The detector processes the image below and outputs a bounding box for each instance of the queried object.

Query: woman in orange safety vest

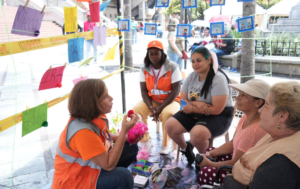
[132,40,182,155]
[52,79,139,189]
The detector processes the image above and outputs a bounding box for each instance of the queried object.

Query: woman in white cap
[196,79,270,187]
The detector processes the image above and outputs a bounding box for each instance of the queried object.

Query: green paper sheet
[22,103,48,137]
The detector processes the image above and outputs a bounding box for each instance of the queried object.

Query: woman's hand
[178,51,183,58]
[192,101,211,115]
[121,114,139,132]
[150,106,163,122]
[205,151,212,158]
[197,154,212,168]
[181,100,194,114]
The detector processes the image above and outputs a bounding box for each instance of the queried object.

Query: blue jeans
[213,49,229,65]
[85,39,97,61]
[167,52,183,69]
[132,29,137,44]
[96,143,138,189]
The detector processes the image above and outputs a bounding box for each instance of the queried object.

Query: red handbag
[179,39,189,60]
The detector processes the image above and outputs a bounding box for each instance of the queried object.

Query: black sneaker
[180,141,195,165]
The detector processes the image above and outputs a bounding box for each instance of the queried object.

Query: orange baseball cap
[147,40,164,50]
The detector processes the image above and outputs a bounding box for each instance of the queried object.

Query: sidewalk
[0,35,299,189]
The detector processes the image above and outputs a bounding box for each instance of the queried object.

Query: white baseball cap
[228,79,271,100]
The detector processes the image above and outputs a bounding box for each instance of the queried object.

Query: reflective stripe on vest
[57,146,101,170]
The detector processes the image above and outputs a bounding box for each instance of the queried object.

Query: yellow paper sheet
[64,6,78,33]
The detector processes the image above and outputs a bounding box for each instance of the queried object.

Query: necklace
[243,113,259,129]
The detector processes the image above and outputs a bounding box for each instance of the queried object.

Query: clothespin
[64,62,67,68]
[24,0,30,9]
[80,75,83,78]
[26,106,30,112]
[44,99,47,104]
[41,5,46,14]
[48,65,52,73]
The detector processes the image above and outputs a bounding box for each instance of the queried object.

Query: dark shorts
[172,107,234,138]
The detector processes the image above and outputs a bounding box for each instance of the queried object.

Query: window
[115,14,117,18]
[105,14,107,17]
[110,14,112,18]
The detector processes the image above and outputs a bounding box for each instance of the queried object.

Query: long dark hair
[144,48,167,67]
[192,47,230,99]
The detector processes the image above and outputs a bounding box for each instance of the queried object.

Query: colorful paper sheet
[22,103,48,137]
[72,76,89,85]
[64,6,78,33]
[68,38,84,63]
[93,26,106,46]
[38,66,66,91]
[11,5,45,37]
[89,1,100,22]
[103,43,117,62]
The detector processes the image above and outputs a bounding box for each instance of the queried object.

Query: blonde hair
[270,81,300,130]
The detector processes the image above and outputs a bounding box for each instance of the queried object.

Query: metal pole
[117,0,126,113]
[220,6,222,15]
[184,9,187,69]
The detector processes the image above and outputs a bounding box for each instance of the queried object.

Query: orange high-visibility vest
[52,115,111,189]
[142,59,180,104]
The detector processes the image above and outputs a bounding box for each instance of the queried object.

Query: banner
[0,28,118,57]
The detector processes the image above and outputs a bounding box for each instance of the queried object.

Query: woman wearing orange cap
[132,40,182,154]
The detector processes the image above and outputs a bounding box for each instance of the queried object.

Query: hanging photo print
[210,0,225,6]
[237,0,254,2]
[118,19,130,32]
[236,16,254,32]
[145,23,157,35]
[176,24,192,37]
[182,0,197,9]
[210,22,224,36]
[156,0,169,7]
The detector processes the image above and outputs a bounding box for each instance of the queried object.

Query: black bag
[212,165,233,189]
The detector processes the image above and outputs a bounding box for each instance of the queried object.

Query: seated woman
[197,79,270,186]
[223,81,300,189]
[165,47,233,165]
[52,79,139,189]
[132,40,182,154]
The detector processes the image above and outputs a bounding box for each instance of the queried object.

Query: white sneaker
[159,146,170,155]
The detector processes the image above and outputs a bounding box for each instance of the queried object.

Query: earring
[277,126,281,129]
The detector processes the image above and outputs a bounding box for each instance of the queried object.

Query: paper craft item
[89,1,100,22]
[145,23,157,36]
[11,5,45,37]
[78,57,94,68]
[238,0,254,2]
[76,0,92,1]
[68,38,84,63]
[210,0,226,6]
[103,43,118,62]
[237,16,254,33]
[22,103,48,137]
[64,6,78,33]
[72,76,88,85]
[38,66,66,91]
[210,22,225,36]
[176,24,192,37]
[156,0,169,7]
[93,26,106,46]
[118,19,130,32]
[182,0,197,9]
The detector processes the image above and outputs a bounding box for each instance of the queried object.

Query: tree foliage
[162,0,210,20]
[257,0,281,9]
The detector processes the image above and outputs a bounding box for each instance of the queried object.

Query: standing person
[84,13,97,64]
[213,28,234,68]
[172,13,180,25]
[52,79,140,189]
[139,22,144,36]
[132,40,182,154]
[167,18,183,69]
[131,17,138,44]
